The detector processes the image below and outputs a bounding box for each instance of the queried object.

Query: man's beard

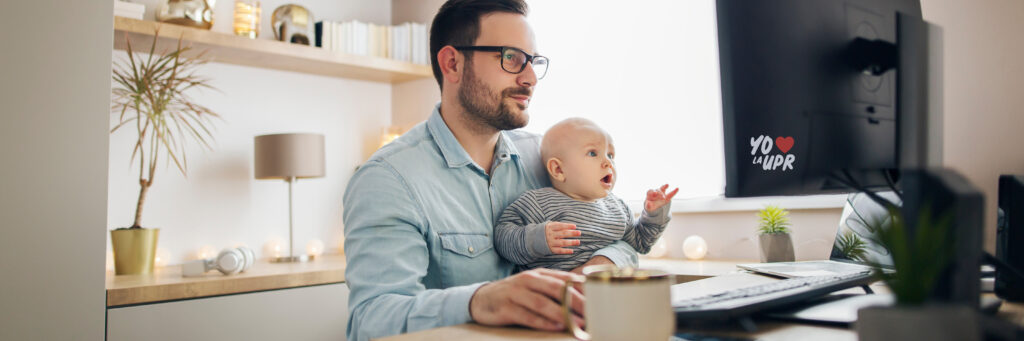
[457,60,530,132]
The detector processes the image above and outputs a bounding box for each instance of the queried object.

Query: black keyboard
[674,271,876,321]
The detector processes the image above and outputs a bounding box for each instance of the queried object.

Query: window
[525,0,724,201]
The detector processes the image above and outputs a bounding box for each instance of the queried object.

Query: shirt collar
[427,103,521,169]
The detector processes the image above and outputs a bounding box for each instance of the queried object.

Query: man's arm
[344,162,483,341]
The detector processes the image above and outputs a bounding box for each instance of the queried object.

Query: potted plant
[109,31,219,275]
[855,206,978,341]
[834,230,869,263]
[757,205,794,262]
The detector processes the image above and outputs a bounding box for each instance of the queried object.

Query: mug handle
[561,278,590,341]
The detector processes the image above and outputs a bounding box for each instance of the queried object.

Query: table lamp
[254,133,325,262]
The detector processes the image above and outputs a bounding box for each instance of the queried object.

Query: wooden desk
[106,254,346,307]
[378,259,878,341]
[105,255,349,340]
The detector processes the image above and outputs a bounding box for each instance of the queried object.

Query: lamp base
[270,255,310,263]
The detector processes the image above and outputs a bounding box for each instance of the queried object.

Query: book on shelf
[314,19,429,65]
[114,0,144,20]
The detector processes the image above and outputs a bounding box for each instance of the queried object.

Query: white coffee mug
[561,266,675,341]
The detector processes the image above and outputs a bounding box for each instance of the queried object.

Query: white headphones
[182,246,256,277]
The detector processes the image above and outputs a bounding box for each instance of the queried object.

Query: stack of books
[315,20,430,65]
[114,0,144,20]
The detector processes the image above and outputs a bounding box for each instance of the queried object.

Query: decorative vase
[271,4,312,45]
[233,0,261,39]
[856,305,979,341]
[111,228,160,275]
[157,0,215,30]
[758,233,794,262]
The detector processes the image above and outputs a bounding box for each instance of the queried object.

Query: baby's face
[554,126,616,201]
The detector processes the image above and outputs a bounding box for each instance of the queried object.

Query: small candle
[154,248,171,268]
[306,239,325,258]
[647,238,669,258]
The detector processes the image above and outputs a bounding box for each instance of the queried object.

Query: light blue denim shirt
[343,105,638,341]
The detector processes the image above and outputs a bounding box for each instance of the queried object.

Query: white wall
[0,1,111,339]
[105,0,1024,267]
[921,0,1024,252]
[657,208,843,261]
[108,0,395,265]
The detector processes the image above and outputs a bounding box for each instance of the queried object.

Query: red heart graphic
[776,136,794,153]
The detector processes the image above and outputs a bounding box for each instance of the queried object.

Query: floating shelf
[113,17,433,83]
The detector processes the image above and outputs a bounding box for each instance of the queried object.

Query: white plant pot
[758,233,794,262]
[856,305,979,341]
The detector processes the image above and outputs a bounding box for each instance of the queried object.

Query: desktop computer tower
[995,175,1024,301]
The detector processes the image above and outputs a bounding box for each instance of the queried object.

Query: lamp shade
[254,133,325,179]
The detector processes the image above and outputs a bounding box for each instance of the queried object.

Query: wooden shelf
[113,17,432,83]
[105,254,346,307]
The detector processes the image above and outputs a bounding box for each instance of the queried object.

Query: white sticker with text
[750,135,795,171]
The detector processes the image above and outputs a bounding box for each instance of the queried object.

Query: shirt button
[468,246,475,253]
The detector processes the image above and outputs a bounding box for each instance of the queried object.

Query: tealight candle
[647,238,669,258]
[306,239,325,258]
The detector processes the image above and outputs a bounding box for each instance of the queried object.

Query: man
[342,1,638,340]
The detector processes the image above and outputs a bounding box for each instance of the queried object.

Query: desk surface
[105,254,346,307]
[378,261,863,341]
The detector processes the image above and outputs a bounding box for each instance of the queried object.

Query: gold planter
[111,228,160,275]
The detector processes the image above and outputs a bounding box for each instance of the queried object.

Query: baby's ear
[546,157,565,182]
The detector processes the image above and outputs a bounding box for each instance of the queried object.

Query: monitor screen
[830,192,899,268]
[716,0,922,197]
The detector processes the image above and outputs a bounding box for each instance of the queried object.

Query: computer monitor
[716,0,983,309]
[717,0,921,197]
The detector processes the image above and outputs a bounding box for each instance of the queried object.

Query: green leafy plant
[835,230,869,263]
[111,30,220,229]
[757,205,792,234]
[873,205,953,305]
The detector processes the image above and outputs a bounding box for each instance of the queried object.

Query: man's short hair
[429,0,529,90]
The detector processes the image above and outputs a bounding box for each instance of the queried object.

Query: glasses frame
[452,45,549,79]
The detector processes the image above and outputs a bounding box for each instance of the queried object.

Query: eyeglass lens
[501,48,548,79]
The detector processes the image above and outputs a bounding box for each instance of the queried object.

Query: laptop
[738,192,899,278]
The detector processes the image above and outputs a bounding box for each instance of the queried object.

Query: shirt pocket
[438,232,493,258]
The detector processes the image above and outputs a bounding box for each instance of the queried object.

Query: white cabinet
[107,283,348,341]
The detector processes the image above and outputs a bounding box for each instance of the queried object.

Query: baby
[494,117,678,271]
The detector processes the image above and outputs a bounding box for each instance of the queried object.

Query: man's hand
[645,184,679,212]
[545,222,581,255]
[570,255,615,275]
[470,268,585,331]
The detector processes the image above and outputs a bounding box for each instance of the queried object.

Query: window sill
[627,194,848,214]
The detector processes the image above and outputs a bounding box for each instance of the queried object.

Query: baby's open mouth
[601,174,613,185]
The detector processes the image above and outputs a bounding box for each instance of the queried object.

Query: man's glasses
[452,46,549,79]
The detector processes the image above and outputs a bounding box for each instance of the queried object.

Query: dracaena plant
[111,30,220,229]
[758,205,792,234]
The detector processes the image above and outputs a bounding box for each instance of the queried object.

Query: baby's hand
[645,184,679,212]
[545,222,582,255]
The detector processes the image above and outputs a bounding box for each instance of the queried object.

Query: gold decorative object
[111,228,160,275]
[233,0,261,39]
[157,0,215,30]
[271,4,313,45]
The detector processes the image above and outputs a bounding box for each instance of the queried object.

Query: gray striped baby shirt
[494,187,670,271]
